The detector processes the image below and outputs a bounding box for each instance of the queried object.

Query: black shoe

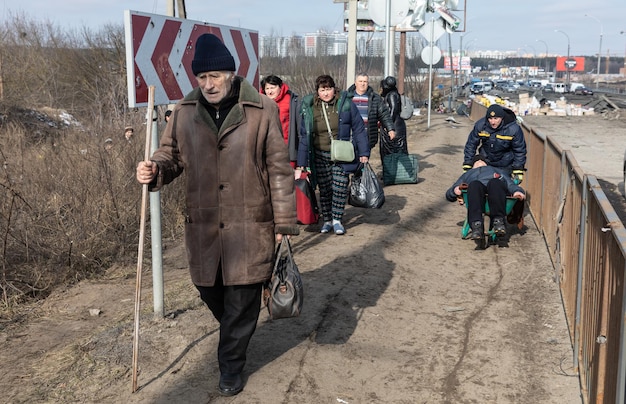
[218,373,244,396]
[492,217,506,236]
[470,221,484,240]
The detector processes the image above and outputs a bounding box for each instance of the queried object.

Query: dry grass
[0,105,187,320]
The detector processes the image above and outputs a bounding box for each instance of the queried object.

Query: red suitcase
[295,172,319,225]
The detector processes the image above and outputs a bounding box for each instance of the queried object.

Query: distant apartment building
[303,32,348,57]
[259,31,425,58]
[259,35,304,58]
[470,49,518,60]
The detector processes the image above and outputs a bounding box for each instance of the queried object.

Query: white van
[470,81,492,94]
[554,83,568,93]
[568,82,584,93]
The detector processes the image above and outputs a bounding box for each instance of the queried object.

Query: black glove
[512,168,525,183]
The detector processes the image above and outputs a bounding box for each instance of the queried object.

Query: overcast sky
[2,1,625,57]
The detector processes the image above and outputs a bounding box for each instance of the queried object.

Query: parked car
[569,83,585,93]
[500,84,518,93]
[574,87,594,95]
[543,83,554,93]
[507,80,520,90]
[470,81,492,95]
[494,80,508,90]
[470,83,484,94]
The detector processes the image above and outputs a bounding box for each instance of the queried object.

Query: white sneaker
[320,222,333,233]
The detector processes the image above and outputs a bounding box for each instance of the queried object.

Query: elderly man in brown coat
[136,33,298,396]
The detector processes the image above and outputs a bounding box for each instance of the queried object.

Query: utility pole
[447,32,454,113]
[585,14,602,89]
[176,0,187,19]
[536,39,549,79]
[555,30,570,87]
[168,0,187,18]
[398,31,406,95]
[346,0,357,87]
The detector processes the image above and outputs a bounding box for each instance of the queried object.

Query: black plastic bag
[349,162,385,209]
[263,238,303,320]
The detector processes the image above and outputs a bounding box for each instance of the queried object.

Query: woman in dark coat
[296,74,370,235]
[380,76,408,159]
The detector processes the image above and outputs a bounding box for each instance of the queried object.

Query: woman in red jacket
[261,75,301,168]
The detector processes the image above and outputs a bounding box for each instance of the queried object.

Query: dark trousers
[467,179,507,224]
[195,268,262,375]
[314,149,349,222]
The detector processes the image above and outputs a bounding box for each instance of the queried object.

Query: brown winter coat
[149,78,299,287]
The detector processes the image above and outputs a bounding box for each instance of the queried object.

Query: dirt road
[1,113,583,403]
[521,113,626,225]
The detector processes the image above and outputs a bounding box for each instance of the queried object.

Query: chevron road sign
[124,10,259,107]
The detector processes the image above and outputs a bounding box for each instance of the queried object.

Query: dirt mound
[0,103,82,143]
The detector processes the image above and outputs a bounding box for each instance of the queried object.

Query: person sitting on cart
[462,104,526,183]
[446,155,526,240]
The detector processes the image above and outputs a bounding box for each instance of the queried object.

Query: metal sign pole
[149,108,163,319]
[427,18,434,129]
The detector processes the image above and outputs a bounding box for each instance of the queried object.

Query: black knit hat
[191,34,236,76]
[486,104,505,119]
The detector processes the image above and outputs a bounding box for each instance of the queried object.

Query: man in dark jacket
[447,155,525,240]
[463,104,527,182]
[347,72,395,149]
[136,34,298,397]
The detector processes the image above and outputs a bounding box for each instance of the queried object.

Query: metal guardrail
[471,102,626,404]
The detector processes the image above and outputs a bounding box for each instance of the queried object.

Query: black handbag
[263,238,303,320]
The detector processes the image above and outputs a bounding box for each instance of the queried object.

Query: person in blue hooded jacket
[447,155,525,240]
[463,104,527,182]
[296,74,370,235]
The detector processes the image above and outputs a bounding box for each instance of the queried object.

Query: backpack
[400,94,414,120]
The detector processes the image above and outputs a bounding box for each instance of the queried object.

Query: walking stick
[132,85,156,393]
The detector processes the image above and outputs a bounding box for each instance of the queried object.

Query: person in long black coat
[380,76,408,160]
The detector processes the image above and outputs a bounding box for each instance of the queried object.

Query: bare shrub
[0,106,186,311]
[0,14,184,312]
[0,13,132,128]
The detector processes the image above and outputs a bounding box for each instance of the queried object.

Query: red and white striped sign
[124,10,259,107]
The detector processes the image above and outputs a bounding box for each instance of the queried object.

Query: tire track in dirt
[441,248,505,403]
